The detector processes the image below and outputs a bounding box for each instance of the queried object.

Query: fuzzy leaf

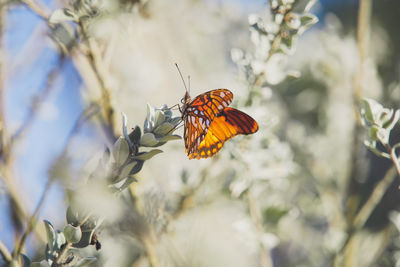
[129,160,144,175]
[118,176,138,191]
[54,231,66,251]
[153,122,175,136]
[72,230,94,248]
[133,150,163,160]
[64,224,82,243]
[49,8,78,24]
[112,137,130,165]
[21,253,31,267]
[75,257,97,267]
[159,134,181,143]
[129,126,142,144]
[140,133,159,147]
[154,109,166,128]
[114,161,138,183]
[43,220,56,251]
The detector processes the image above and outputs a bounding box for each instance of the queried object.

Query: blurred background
[1,0,400,266]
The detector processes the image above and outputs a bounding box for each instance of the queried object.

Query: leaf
[64,224,82,243]
[48,8,78,24]
[129,160,144,175]
[112,137,130,165]
[43,220,56,251]
[21,253,31,267]
[75,257,97,267]
[114,161,138,183]
[140,133,159,147]
[72,229,94,248]
[300,14,318,28]
[118,176,138,191]
[154,109,166,128]
[51,23,76,49]
[262,206,290,225]
[153,122,175,136]
[129,126,142,144]
[132,149,163,160]
[54,231,66,251]
[159,135,181,143]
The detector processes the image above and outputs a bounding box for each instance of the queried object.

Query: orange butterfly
[181,89,258,159]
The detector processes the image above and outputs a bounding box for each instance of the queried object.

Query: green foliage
[360,98,400,157]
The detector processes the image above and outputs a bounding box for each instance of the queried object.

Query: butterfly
[181,89,259,159]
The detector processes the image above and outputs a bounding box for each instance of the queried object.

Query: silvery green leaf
[72,230,95,248]
[81,218,97,231]
[21,253,31,267]
[112,137,129,165]
[66,206,81,226]
[115,161,138,183]
[369,125,379,142]
[158,135,181,143]
[169,117,182,126]
[118,176,138,191]
[360,98,383,125]
[300,14,318,28]
[75,257,97,267]
[154,122,175,136]
[51,23,75,50]
[45,245,54,264]
[64,224,82,243]
[43,220,56,251]
[383,109,400,130]
[49,8,78,24]
[364,140,390,159]
[154,110,166,128]
[140,133,159,147]
[129,126,141,144]
[144,104,155,132]
[162,105,173,118]
[377,128,390,145]
[133,149,163,160]
[54,231,66,251]
[129,160,144,175]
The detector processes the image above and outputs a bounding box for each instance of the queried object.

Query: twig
[338,0,372,265]
[77,19,115,132]
[20,0,50,19]
[0,240,12,263]
[332,165,397,267]
[390,144,400,178]
[13,178,53,259]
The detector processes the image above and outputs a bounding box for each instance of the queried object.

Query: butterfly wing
[188,107,258,159]
[183,89,233,156]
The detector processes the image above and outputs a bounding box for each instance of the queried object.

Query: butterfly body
[181,89,258,159]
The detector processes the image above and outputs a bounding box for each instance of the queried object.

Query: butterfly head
[181,91,191,116]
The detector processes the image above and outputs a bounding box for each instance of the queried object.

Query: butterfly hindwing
[187,107,258,159]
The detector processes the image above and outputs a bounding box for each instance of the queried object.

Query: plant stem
[13,179,53,259]
[389,144,400,178]
[0,240,12,263]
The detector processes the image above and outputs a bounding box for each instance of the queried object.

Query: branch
[13,178,53,259]
[0,240,12,263]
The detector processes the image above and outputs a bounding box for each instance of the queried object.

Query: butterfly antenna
[175,63,189,93]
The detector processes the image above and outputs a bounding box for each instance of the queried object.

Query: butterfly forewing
[183,89,233,156]
[188,107,258,159]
